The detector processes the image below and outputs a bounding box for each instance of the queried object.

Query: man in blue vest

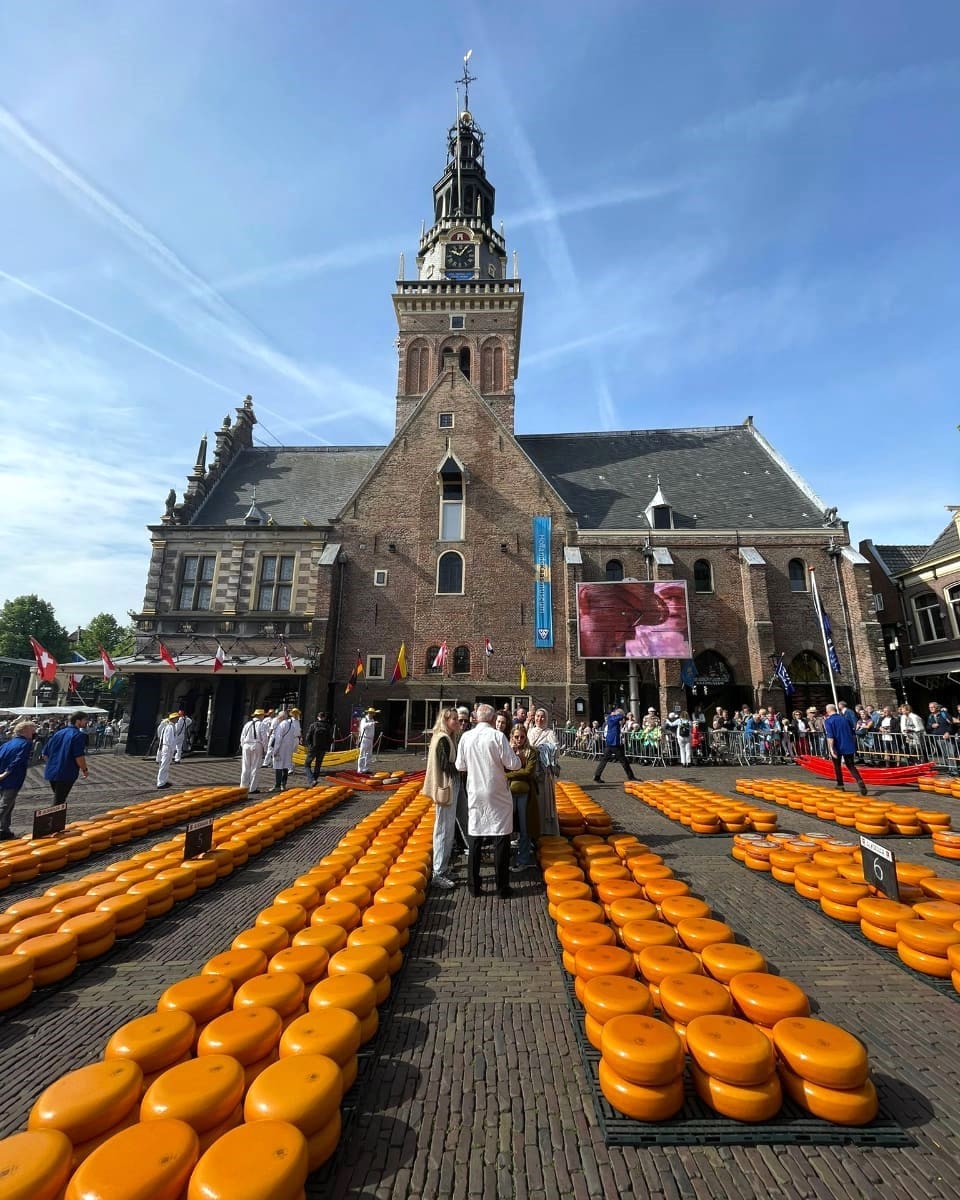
[593,705,637,784]
[824,703,868,796]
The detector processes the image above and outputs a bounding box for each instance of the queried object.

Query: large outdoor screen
[576,580,692,660]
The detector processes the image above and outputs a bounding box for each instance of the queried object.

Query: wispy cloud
[214,239,401,294]
[505,179,682,229]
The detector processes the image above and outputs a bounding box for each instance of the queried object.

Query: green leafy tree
[0,595,69,661]
[77,613,134,660]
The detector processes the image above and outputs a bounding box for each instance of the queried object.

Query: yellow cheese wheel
[157,974,233,1024]
[198,1006,282,1065]
[685,1015,776,1086]
[268,945,330,985]
[0,1128,73,1200]
[729,972,810,1025]
[620,920,679,954]
[309,972,376,1019]
[243,1053,342,1136]
[581,976,653,1024]
[29,1059,142,1144]
[896,940,953,978]
[0,976,34,1011]
[690,1060,782,1122]
[597,1058,684,1121]
[141,1054,245,1132]
[919,877,960,902]
[15,931,78,968]
[0,951,33,989]
[676,918,736,953]
[819,897,862,923]
[895,918,960,956]
[636,945,702,986]
[699,943,767,984]
[202,948,268,990]
[293,924,348,955]
[856,897,916,929]
[913,900,960,927]
[186,1119,309,1200]
[659,974,734,1023]
[105,1010,197,1074]
[64,1118,199,1200]
[327,944,390,983]
[772,1017,868,1089]
[280,1008,362,1065]
[347,924,402,958]
[554,899,605,927]
[860,919,900,949]
[231,924,289,956]
[557,921,617,954]
[599,1014,684,1086]
[659,896,712,926]
[778,1062,879,1125]
[573,945,635,984]
[257,903,307,934]
[361,900,412,930]
[234,972,305,1018]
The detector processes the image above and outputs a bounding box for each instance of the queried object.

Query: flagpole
[809,567,839,708]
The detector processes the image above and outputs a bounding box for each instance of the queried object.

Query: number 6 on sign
[859,835,900,902]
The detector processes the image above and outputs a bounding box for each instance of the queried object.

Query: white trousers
[156,746,174,786]
[677,736,692,766]
[358,740,374,773]
[240,746,263,790]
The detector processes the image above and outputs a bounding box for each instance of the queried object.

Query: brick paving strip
[2,752,960,1198]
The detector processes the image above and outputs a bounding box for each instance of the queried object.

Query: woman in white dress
[526,708,560,837]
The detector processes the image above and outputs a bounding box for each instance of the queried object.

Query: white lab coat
[173,715,193,762]
[155,720,177,786]
[455,723,521,837]
[240,717,265,789]
[357,715,377,773]
[268,716,301,771]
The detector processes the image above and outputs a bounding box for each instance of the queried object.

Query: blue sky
[1,1,958,632]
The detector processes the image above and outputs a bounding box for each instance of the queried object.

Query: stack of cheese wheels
[280,1006,363,1094]
[234,970,306,1031]
[309,971,379,1044]
[598,1014,685,1121]
[932,829,960,861]
[243,1053,343,1170]
[895,916,960,978]
[14,928,78,987]
[28,1059,144,1167]
[856,897,916,949]
[197,1006,284,1089]
[773,1017,877,1125]
[157,974,234,1044]
[699,942,767,984]
[186,1119,309,1200]
[0,1129,74,1200]
[635,945,702,1010]
[686,1014,781,1121]
[104,1010,197,1095]
[659,973,734,1050]
[573,944,636,1042]
[64,1119,200,1200]
[728,972,810,1040]
[140,1052,245,1154]
[0,949,33,1010]
[581,975,654,1051]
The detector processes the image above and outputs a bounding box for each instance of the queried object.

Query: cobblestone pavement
[2,749,959,1199]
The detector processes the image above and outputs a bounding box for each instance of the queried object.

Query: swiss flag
[158,641,178,670]
[213,643,226,673]
[99,646,118,681]
[29,636,58,683]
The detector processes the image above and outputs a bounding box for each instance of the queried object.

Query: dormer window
[438,454,466,541]
[652,506,672,529]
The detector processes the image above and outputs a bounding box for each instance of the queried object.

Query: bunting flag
[67,671,83,695]
[99,646,118,682]
[390,642,408,685]
[484,637,494,657]
[29,636,58,683]
[282,645,294,671]
[809,567,842,677]
[519,660,528,692]
[774,654,795,696]
[158,641,178,670]
[345,650,364,693]
[213,643,226,673]
[431,642,448,671]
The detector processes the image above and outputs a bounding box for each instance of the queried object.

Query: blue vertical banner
[532,516,554,648]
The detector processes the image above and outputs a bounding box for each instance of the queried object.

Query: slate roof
[189,447,385,526]
[516,425,827,530]
[911,518,960,571]
[872,544,930,575]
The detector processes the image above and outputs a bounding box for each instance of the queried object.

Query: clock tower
[394,58,524,432]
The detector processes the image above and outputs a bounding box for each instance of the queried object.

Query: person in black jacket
[304,712,332,783]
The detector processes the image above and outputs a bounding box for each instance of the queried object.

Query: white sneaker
[433,874,456,889]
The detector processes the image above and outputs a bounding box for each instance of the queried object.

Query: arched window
[788,650,827,683]
[788,559,808,592]
[437,551,464,595]
[605,559,624,581]
[480,340,505,392]
[404,339,429,394]
[438,456,465,541]
[693,650,733,685]
[453,645,471,675]
[425,645,441,673]
[458,347,471,379]
[693,559,713,594]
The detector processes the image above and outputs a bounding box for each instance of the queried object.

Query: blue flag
[774,655,795,696]
[820,610,842,676]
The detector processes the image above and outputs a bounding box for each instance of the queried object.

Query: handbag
[434,783,452,808]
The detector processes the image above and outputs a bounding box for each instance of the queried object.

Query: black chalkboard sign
[860,834,900,901]
[183,817,214,861]
[33,803,68,839]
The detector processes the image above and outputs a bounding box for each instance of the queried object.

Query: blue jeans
[512,790,532,863]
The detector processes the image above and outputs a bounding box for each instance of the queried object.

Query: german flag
[345,650,364,694]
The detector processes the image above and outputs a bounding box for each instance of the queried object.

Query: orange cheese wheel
[243,1053,342,1136]
[547,880,592,905]
[0,951,33,989]
[895,918,960,956]
[197,1006,282,1065]
[58,909,116,945]
[597,1058,684,1121]
[772,1017,868,1089]
[949,944,960,972]
[202,948,268,990]
[327,944,390,983]
[554,899,605,927]
[310,900,362,932]
[685,1014,776,1085]
[64,1118,199,1200]
[620,920,678,953]
[234,972,305,1018]
[573,945,635,983]
[699,943,767,984]
[690,1061,781,1122]
[659,974,734,1023]
[309,972,376,1019]
[860,919,900,949]
[636,945,702,986]
[15,931,78,968]
[105,1010,197,1074]
[0,976,34,1010]
[274,884,321,911]
[280,1008,362,1066]
[794,863,839,886]
[543,864,584,884]
[676,918,736,953]
[819,897,862,923]
[10,913,62,940]
[607,899,657,927]
[347,924,401,957]
[581,976,653,1024]
[856,897,916,929]
[557,921,617,954]
[0,1128,73,1200]
[157,973,233,1024]
[913,900,960,927]
[29,1059,142,1144]
[919,877,960,903]
[584,1011,606,1051]
[778,1062,879,1125]
[257,903,307,934]
[231,924,289,956]
[185,1119,309,1200]
[50,895,99,920]
[141,1055,245,1132]
[293,924,348,955]
[729,972,809,1026]
[361,900,411,931]
[599,1014,685,1086]
[97,892,148,920]
[896,940,953,978]
[818,878,869,905]
[268,945,331,985]
[659,896,712,926]
[896,862,935,885]
[643,879,691,904]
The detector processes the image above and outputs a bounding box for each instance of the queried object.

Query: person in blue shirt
[593,706,637,784]
[0,720,37,839]
[42,714,90,804]
[823,703,868,796]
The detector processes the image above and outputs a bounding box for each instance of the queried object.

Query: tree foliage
[0,595,69,661]
[77,613,134,660]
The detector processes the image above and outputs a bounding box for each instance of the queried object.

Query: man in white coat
[239,707,267,793]
[267,707,301,791]
[172,710,193,762]
[156,713,178,788]
[455,703,521,898]
[357,708,378,774]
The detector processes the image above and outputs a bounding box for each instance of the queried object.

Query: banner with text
[532,516,554,649]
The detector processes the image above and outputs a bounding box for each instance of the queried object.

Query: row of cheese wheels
[917,774,960,799]
[541,783,879,1125]
[557,786,614,838]
[0,786,248,890]
[735,778,952,837]
[0,784,352,1010]
[624,780,777,835]
[0,780,436,1200]
[732,831,960,994]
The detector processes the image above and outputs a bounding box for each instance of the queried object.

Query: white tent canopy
[0,706,108,717]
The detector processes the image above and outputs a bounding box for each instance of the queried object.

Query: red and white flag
[99,646,118,681]
[213,643,226,673]
[431,641,448,670]
[158,641,178,670]
[29,636,58,683]
[484,637,494,657]
[283,645,294,671]
[67,671,83,695]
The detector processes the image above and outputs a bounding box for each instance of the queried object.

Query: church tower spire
[393,55,524,432]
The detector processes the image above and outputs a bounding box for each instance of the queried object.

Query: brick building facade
[100,88,894,755]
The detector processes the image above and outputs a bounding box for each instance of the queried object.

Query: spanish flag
[390,642,408,685]
[519,660,527,692]
[345,651,364,694]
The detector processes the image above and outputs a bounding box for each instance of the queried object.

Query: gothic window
[453,645,471,674]
[438,457,464,541]
[405,339,429,394]
[693,559,714,593]
[481,340,505,392]
[605,559,624,581]
[178,555,216,610]
[788,559,808,592]
[257,555,295,611]
[437,552,464,595]
[458,347,471,379]
[914,593,946,643]
[425,645,441,673]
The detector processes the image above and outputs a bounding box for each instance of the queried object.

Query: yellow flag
[519,662,527,691]
[390,642,408,684]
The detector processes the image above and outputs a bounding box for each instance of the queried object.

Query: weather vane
[457,49,476,113]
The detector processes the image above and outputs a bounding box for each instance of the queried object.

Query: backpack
[677,720,691,737]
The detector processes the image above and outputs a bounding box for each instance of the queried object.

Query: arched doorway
[685,650,750,721]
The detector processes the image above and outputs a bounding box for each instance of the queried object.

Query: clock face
[444,242,476,270]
